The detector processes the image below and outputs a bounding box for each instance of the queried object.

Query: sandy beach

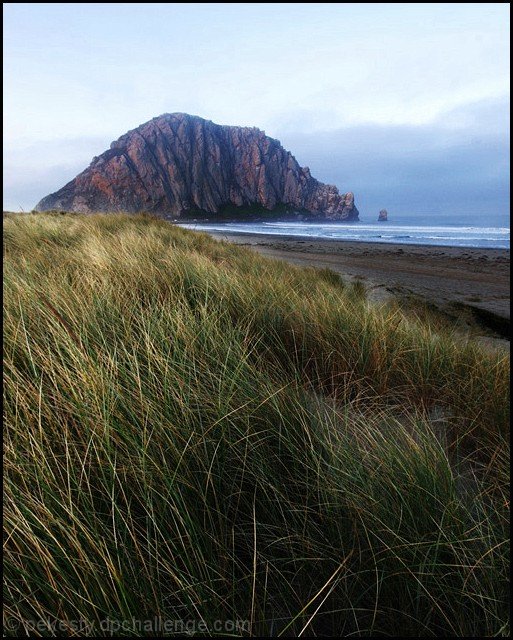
[205,230,510,339]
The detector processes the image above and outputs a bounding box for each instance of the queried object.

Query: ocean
[179,215,510,250]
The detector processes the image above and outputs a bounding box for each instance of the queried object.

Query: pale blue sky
[3,3,510,221]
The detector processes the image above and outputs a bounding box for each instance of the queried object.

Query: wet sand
[206,230,510,339]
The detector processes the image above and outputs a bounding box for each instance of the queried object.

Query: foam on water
[179,219,510,249]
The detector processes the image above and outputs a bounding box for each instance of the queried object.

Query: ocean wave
[262,222,510,234]
[179,221,510,249]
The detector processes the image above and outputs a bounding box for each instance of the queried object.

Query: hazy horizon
[3,3,510,223]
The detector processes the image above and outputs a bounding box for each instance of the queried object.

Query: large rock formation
[35,113,359,221]
[378,209,388,221]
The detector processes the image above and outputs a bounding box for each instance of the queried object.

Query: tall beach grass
[3,212,509,636]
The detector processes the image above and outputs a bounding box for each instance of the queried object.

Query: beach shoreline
[203,229,510,340]
[179,224,509,252]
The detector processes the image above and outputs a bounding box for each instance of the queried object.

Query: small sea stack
[378,209,388,221]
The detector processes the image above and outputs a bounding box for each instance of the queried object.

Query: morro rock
[378,209,388,221]
[35,113,359,221]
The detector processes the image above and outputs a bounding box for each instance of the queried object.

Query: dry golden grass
[3,212,509,637]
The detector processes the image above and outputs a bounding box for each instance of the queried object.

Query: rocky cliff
[35,113,359,221]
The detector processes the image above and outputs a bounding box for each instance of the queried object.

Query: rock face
[378,209,388,221]
[35,113,359,221]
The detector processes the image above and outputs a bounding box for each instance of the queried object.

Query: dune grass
[3,212,509,637]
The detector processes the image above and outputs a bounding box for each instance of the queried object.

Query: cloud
[3,136,111,211]
[274,97,509,224]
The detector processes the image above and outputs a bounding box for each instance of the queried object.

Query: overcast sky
[3,3,510,222]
